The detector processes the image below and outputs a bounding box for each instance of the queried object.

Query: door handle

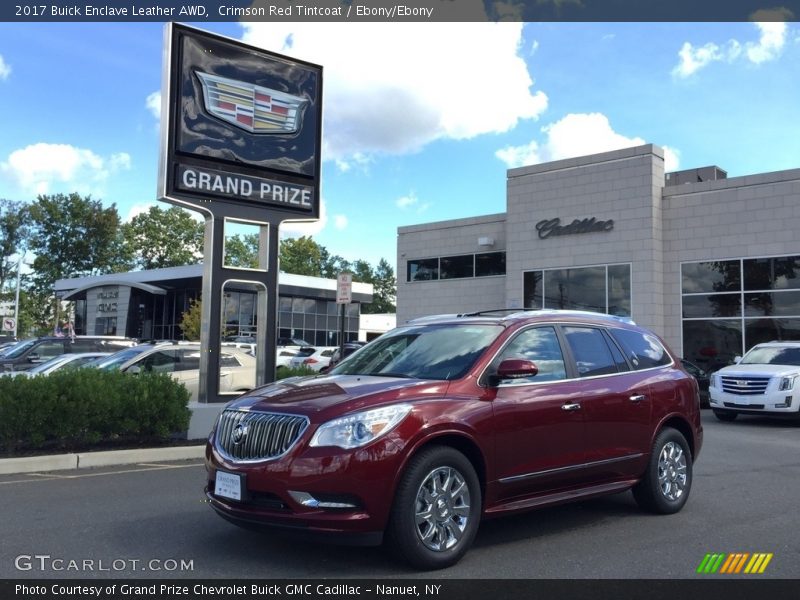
[629,394,646,403]
[561,402,581,411]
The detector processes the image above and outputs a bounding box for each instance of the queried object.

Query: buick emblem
[196,71,307,135]
[232,423,248,445]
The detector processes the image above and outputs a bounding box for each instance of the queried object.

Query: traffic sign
[336,273,353,305]
[2,317,15,332]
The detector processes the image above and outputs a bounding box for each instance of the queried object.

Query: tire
[386,446,481,570]
[633,427,693,514]
[713,409,738,422]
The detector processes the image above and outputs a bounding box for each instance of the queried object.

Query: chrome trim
[629,394,646,403]
[498,453,644,484]
[561,402,581,411]
[215,409,309,463]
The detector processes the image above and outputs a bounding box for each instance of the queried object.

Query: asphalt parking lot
[1,411,799,579]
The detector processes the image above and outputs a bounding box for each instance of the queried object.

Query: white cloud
[672,22,787,78]
[396,193,419,210]
[146,91,161,120]
[0,55,10,81]
[124,202,157,223]
[495,113,680,172]
[334,215,348,230]
[280,197,328,237]
[240,17,547,165]
[0,143,132,196]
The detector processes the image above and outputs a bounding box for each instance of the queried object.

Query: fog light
[775,396,793,408]
[288,490,358,509]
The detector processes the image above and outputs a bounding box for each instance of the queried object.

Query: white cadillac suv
[709,342,800,422]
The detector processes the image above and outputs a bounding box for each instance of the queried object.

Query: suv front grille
[721,376,770,395]
[215,409,308,462]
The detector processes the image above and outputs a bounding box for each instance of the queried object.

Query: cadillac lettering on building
[536,217,614,239]
[177,166,313,211]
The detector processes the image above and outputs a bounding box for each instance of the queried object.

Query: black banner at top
[2,0,799,22]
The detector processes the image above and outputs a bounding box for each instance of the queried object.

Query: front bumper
[709,388,800,415]
[204,428,410,545]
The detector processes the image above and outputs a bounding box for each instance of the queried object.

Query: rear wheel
[713,409,738,422]
[386,446,481,570]
[633,427,692,514]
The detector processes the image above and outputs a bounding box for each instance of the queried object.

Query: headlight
[710,374,720,388]
[779,376,797,391]
[309,404,412,449]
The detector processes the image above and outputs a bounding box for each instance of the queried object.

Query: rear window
[296,347,316,357]
[609,328,671,370]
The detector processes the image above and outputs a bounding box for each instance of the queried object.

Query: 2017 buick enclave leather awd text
[205,310,703,569]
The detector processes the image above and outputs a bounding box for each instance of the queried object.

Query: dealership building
[55,265,375,346]
[397,144,800,373]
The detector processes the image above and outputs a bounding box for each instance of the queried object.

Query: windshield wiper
[363,372,414,378]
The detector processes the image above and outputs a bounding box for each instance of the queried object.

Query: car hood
[227,374,449,415]
[716,364,800,377]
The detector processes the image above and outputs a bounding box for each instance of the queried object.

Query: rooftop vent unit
[665,166,727,186]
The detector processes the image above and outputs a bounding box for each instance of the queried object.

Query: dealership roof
[55,264,373,303]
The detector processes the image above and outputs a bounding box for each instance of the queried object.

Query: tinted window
[681,260,740,294]
[220,353,242,368]
[610,328,671,370]
[440,254,474,279]
[407,258,439,282]
[138,350,179,373]
[475,252,506,277]
[35,341,66,360]
[496,326,566,383]
[563,327,619,377]
[177,349,201,371]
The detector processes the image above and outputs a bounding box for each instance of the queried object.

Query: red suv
[205,310,702,569]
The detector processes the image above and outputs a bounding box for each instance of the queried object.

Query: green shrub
[275,366,318,380]
[0,370,191,455]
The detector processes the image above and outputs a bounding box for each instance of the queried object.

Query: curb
[0,445,206,476]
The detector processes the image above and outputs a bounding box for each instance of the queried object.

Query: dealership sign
[536,217,614,239]
[158,23,322,217]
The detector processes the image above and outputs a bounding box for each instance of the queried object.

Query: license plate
[214,470,243,501]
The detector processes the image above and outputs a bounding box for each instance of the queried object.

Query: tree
[366,258,397,314]
[278,236,329,276]
[224,233,260,269]
[122,205,203,270]
[179,297,202,341]
[0,199,31,295]
[28,193,127,292]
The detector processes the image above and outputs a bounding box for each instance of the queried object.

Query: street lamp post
[13,252,25,339]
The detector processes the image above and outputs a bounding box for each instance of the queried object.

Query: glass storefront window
[681,260,740,294]
[523,265,630,316]
[523,271,543,309]
[607,264,631,317]
[682,294,741,318]
[682,255,800,368]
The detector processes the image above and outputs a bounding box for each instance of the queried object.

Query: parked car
[3,352,111,377]
[681,359,710,408]
[278,337,312,348]
[0,336,137,373]
[709,341,800,422]
[275,348,299,372]
[319,341,367,372]
[289,346,337,372]
[205,310,703,569]
[90,343,255,401]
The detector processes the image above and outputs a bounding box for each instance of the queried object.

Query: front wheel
[633,427,693,514]
[386,446,481,570]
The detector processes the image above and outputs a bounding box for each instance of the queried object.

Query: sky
[0,18,799,271]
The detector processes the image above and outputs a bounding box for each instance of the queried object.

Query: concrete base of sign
[188,402,227,441]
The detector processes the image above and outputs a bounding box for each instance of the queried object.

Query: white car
[709,341,800,421]
[90,343,256,401]
[1,352,111,377]
[289,346,337,372]
[275,348,299,371]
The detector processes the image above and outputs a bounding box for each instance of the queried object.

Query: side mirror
[28,353,43,363]
[126,365,142,375]
[733,355,742,364]
[489,358,538,386]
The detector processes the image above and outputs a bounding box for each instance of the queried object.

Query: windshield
[740,346,800,366]
[89,346,150,370]
[27,355,72,374]
[3,339,38,359]
[330,324,502,380]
